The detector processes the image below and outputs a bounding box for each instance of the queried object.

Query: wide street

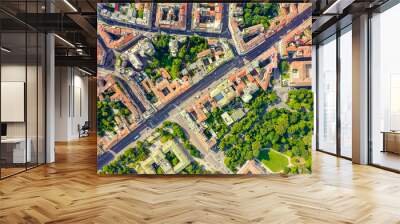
[97,5,312,170]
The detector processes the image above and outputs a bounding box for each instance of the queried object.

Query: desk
[381,131,400,154]
[1,138,31,164]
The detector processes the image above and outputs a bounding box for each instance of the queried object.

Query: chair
[78,121,90,138]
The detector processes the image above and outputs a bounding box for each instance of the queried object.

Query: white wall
[72,72,89,138]
[1,65,27,139]
[1,65,41,137]
[55,67,69,141]
[54,67,89,141]
[1,63,46,164]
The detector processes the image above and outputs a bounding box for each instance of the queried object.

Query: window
[317,35,337,154]
[370,3,400,171]
[0,0,47,179]
[339,26,352,158]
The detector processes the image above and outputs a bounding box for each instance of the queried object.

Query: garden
[144,34,209,81]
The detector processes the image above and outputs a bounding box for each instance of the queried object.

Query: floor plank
[0,136,399,224]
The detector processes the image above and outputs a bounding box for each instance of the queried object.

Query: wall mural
[97,3,313,175]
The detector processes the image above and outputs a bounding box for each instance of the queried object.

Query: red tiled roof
[197,49,212,58]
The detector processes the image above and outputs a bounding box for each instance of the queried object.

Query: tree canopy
[242,3,280,29]
[219,89,313,173]
[144,34,209,81]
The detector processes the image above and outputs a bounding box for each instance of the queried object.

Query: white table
[1,138,31,163]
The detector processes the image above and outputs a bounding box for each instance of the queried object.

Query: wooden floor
[1,136,400,224]
[0,167,26,178]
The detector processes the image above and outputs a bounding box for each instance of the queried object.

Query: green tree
[242,3,280,29]
[137,9,144,18]
[170,58,182,79]
[279,60,290,73]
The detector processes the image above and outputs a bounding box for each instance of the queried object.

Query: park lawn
[259,149,289,173]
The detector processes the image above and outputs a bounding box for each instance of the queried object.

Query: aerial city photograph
[97,3,313,175]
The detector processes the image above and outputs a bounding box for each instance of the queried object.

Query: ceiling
[0,0,97,74]
[312,0,391,43]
